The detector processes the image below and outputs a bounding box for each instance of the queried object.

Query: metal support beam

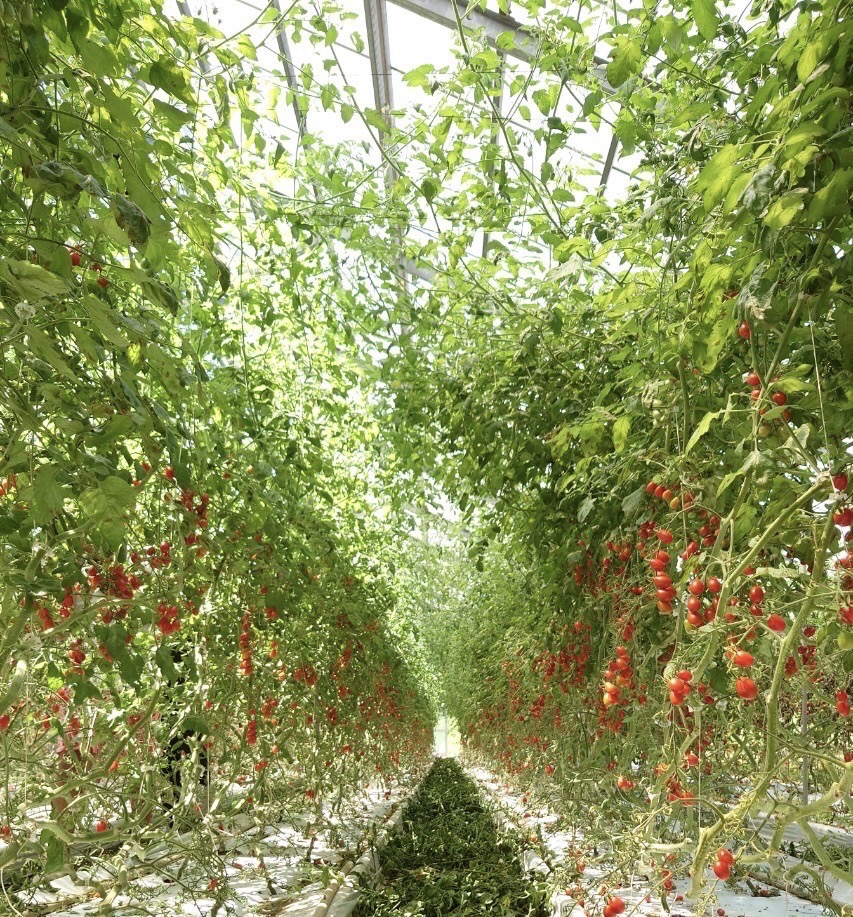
[363,0,405,281]
[364,0,395,121]
[386,0,537,62]
[271,0,309,139]
[482,52,505,259]
[598,132,619,189]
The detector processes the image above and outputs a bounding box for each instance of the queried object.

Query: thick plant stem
[688,493,834,899]
[692,478,825,683]
[762,510,837,773]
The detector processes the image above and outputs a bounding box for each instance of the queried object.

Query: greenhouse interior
[0,0,850,914]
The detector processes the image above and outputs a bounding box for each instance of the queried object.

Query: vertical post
[801,684,808,805]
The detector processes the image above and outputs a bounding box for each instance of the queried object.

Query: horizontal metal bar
[386,0,537,62]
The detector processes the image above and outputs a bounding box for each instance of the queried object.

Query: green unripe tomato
[838,631,853,651]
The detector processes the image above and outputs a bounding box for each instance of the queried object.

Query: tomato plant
[0,0,851,908]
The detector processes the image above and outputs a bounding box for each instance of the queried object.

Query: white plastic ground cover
[466,764,849,917]
[276,777,420,917]
[25,769,427,917]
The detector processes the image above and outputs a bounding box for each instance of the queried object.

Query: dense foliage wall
[0,0,432,890]
[0,0,850,906]
[364,0,853,904]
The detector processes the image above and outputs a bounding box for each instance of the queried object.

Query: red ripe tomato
[95,819,109,833]
[676,670,692,682]
[646,480,658,494]
[656,528,673,545]
[649,557,668,572]
[767,614,786,632]
[833,473,849,492]
[653,574,673,589]
[70,249,82,266]
[735,677,758,700]
[837,691,850,717]
[608,896,626,914]
[686,595,702,613]
[748,585,764,604]
[732,650,754,668]
[737,321,751,339]
[688,578,705,596]
[717,848,735,865]
[834,506,853,527]
[713,860,731,880]
[706,576,722,593]
[771,391,787,405]
[745,371,760,387]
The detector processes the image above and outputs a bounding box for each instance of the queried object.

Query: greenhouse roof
[171,0,638,275]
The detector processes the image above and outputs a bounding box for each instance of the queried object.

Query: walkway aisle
[354,759,548,917]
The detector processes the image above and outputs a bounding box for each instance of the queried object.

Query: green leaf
[496,31,517,51]
[578,495,595,522]
[606,40,642,88]
[421,178,440,203]
[44,834,66,873]
[147,57,193,104]
[0,259,68,300]
[622,485,646,517]
[697,146,740,210]
[32,466,67,524]
[146,343,184,397]
[807,169,853,223]
[836,302,853,372]
[132,268,179,315]
[796,41,822,84]
[155,645,180,683]
[364,108,390,133]
[613,416,630,452]
[764,191,806,230]
[179,714,211,735]
[81,476,135,521]
[685,409,722,454]
[113,194,151,246]
[691,0,718,40]
[24,327,77,381]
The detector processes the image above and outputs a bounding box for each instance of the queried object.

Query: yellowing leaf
[764,191,806,230]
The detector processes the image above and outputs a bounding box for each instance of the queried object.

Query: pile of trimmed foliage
[355,759,547,916]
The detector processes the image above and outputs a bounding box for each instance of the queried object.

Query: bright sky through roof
[168,0,636,204]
